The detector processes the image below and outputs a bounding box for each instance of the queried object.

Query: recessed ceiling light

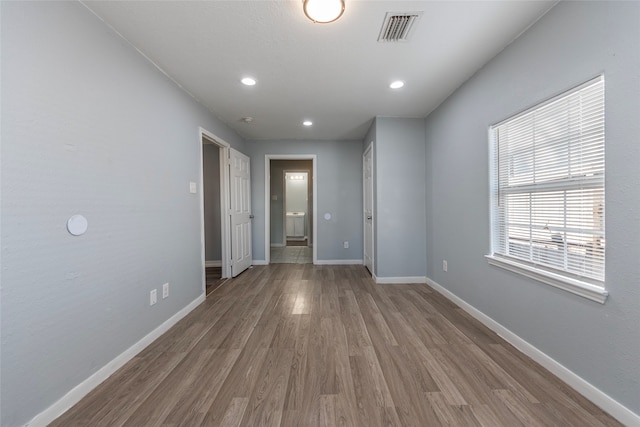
[303,120,313,126]
[241,77,256,86]
[390,80,405,89]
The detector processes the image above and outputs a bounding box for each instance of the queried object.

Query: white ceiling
[83,1,557,141]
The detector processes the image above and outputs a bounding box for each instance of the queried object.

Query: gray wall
[203,144,222,261]
[374,117,427,278]
[424,1,639,414]
[270,160,313,246]
[246,140,363,262]
[0,2,245,426]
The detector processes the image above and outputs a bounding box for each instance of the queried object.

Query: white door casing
[363,144,374,274]
[230,148,252,277]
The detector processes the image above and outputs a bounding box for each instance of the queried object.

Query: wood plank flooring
[206,267,226,296]
[51,264,621,426]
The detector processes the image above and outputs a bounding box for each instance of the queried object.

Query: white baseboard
[205,260,222,267]
[270,243,285,248]
[375,275,427,284]
[425,277,640,427]
[314,259,363,265]
[252,260,268,266]
[26,294,206,427]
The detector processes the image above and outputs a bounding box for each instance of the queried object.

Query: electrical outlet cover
[163,283,169,299]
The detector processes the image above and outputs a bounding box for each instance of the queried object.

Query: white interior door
[230,148,252,277]
[364,146,374,274]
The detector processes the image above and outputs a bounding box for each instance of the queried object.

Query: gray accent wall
[203,143,222,261]
[245,140,363,262]
[424,1,639,414]
[1,2,245,426]
[373,117,427,279]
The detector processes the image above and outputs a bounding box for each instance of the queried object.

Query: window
[487,76,607,303]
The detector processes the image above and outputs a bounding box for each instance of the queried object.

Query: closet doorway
[200,128,231,295]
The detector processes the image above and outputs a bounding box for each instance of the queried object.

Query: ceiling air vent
[378,12,423,42]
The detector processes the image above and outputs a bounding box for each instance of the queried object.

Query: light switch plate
[162,283,169,299]
[189,182,197,194]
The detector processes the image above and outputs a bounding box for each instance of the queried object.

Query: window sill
[485,255,608,304]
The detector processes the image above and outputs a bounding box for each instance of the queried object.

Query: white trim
[264,155,318,265]
[374,275,427,284]
[426,277,639,427]
[486,255,608,304]
[25,294,206,427]
[205,260,222,268]
[270,243,286,248]
[314,259,363,265]
[252,260,269,266]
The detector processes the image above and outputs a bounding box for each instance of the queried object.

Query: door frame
[363,142,375,275]
[283,170,310,245]
[264,155,317,264]
[199,127,231,288]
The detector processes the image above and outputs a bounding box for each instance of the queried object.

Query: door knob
[367,216,372,220]
[249,215,254,219]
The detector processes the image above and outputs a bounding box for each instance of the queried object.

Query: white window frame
[486,76,608,304]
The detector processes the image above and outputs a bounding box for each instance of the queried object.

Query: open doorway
[265,156,317,264]
[200,128,231,295]
[271,169,311,263]
[284,171,309,246]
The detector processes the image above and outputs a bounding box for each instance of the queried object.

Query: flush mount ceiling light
[241,77,256,86]
[303,0,345,24]
[390,80,405,89]
[303,120,313,126]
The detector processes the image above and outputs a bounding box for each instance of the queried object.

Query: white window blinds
[490,76,605,285]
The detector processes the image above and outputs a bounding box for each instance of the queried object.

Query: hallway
[270,246,313,264]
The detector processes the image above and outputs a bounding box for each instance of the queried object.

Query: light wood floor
[52,264,621,426]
